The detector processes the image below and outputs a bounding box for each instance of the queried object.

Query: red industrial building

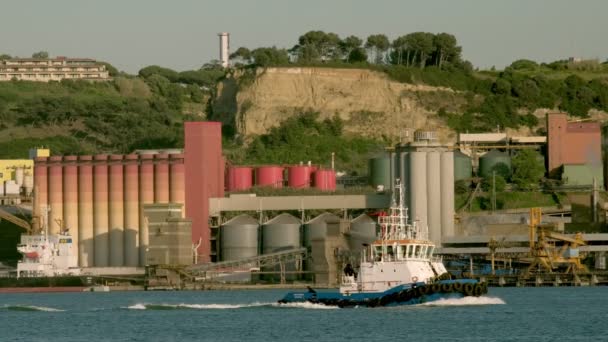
[547,113,602,176]
[33,122,224,267]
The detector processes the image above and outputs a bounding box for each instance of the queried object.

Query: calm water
[1,287,606,342]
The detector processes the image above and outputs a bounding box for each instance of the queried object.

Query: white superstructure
[16,232,80,278]
[340,180,447,294]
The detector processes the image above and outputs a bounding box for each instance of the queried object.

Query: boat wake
[419,296,505,307]
[4,305,65,312]
[273,302,338,310]
[124,302,273,310]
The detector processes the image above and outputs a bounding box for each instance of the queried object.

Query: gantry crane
[525,207,588,275]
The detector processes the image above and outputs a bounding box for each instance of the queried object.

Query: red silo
[139,153,155,265]
[255,166,284,188]
[314,169,337,191]
[78,156,94,267]
[123,154,140,267]
[154,153,170,203]
[93,154,109,267]
[48,156,64,234]
[63,156,79,257]
[109,154,124,266]
[169,153,185,211]
[288,165,314,188]
[227,166,253,191]
[33,157,48,232]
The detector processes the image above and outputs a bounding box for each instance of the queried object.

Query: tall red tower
[184,122,224,263]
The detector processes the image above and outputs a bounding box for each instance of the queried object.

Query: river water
[1,287,606,341]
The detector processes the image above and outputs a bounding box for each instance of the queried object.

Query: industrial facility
[2,112,608,288]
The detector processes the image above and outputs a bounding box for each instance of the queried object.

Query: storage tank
[109,154,124,266]
[227,166,254,191]
[169,153,185,207]
[288,165,314,188]
[139,154,155,266]
[93,154,109,267]
[347,214,377,254]
[48,156,63,235]
[220,214,259,261]
[255,166,284,188]
[262,213,301,280]
[369,155,396,191]
[123,154,139,267]
[453,150,473,181]
[313,169,336,191]
[440,152,455,238]
[479,150,511,179]
[62,156,79,262]
[154,153,170,204]
[15,167,24,187]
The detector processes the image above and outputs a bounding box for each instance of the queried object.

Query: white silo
[409,151,428,237]
[426,151,442,244]
[218,32,230,68]
[440,152,455,238]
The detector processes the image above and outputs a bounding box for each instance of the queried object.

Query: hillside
[213,67,465,144]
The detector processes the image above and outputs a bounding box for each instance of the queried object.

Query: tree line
[229,30,465,69]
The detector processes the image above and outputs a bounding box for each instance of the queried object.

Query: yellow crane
[525,207,588,275]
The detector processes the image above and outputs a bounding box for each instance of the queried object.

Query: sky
[1,0,607,73]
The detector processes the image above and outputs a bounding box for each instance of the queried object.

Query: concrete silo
[123,154,139,267]
[262,213,302,281]
[453,150,473,181]
[440,152,455,238]
[303,212,340,249]
[347,214,377,255]
[139,154,155,265]
[63,156,79,262]
[409,151,428,237]
[220,214,259,261]
[426,151,442,244]
[109,154,124,267]
[77,156,93,267]
[93,154,109,267]
[48,156,63,235]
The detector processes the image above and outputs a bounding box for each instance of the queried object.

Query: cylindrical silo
[441,152,455,238]
[154,153,169,203]
[288,165,314,188]
[139,154,155,265]
[123,154,139,267]
[33,157,48,233]
[255,166,283,188]
[62,156,79,260]
[109,154,124,266]
[48,156,63,235]
[15,168,24,187]
[348,214,377,254]
[368,156,391,190]
[303,212,340,248]
[78,156,94,267]
[220,214,259,261]
[262,213,302,280]
[454,150,473,181]
[399,151,410,207]
[409,151,428,238]
[479,150,511,179]
[93,154,109,267]
[426,151,442,245]
[23,173,33,197]
[169,153,185,208]
[227,166,254,191]
[313,169,336,191]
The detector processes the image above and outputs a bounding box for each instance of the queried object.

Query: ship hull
[278,279,487,308]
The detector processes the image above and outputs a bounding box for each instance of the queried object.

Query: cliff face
[213,67,466,143]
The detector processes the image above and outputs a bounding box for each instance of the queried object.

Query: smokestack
[218,32,230,68]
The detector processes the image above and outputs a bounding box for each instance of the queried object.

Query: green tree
[294,31,341,62]
[509,59,539,70]
[229,47,252,65]
[365,34,389,64]
[251,47,289,67]
[431,33,461,68]
[0,54,11,60]
[511,149,545,189]
[138,65,179,82]
[31,51,49,59]
[481,175,506,192]
[340,35,363,62]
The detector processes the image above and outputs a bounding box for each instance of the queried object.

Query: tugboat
[278,179,487,307]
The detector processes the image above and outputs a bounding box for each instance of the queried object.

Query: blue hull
[278,279,487,308]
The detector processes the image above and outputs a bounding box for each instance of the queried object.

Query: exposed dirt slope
[213,67,468,143]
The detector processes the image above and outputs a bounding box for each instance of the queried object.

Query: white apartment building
[0,57,111,82]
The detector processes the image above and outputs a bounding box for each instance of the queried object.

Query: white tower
[218,32,230,68]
